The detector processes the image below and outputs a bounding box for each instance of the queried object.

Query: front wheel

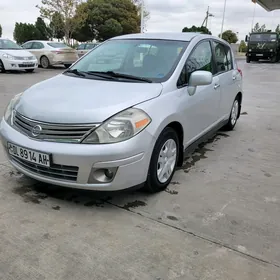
[271,55,277,63]
[64,64,72,69]
[0,60,6,73]
[144,127,179,193]
[223,97,240,131]
[246,56,251,63]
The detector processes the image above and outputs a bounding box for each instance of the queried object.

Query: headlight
[270,49,273,52]
[4,93,23,125]
[82,108,151,144]
[249,49,252,52]
[2,53,15,60]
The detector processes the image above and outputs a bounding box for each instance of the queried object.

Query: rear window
[85,44,98,50]
[47,42,68,48]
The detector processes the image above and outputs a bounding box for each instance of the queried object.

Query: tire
[64,64,72,69]
[246,56,250,63]
[40,56,50,69]
[0,60,6,73]
[271,56,277,63]
[25,69,34,73]
[144,127,179,193]
[223,97,240,131]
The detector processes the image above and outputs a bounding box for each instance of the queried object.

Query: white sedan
[0,38,38,73]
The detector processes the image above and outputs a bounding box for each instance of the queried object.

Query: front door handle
[233,76,236,80]
[214,84,220,90]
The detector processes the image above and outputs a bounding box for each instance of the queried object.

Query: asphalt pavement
[0,61,280,280]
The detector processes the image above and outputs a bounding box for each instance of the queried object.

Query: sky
[1,0,280,43]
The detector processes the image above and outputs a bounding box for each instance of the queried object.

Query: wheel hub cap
[157,139,177,183]
[231,100,239,126]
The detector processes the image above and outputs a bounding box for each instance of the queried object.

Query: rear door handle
[214,84,220,90]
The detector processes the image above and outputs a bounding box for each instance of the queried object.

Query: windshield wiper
[87,71,153,83]
[64,68,86,77]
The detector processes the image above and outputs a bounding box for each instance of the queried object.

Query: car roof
[25,40,66,43]
[111,32,210,42]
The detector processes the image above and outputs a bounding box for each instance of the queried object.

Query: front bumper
[247,52,275,58]
[0,119,155,191]
[3,59,38,70]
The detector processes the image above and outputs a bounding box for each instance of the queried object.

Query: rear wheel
[0,60,6,73]
[223,97,240,131]
[40,56,50,69]
[144,127,179,193]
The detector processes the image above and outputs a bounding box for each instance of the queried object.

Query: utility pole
[140,0,144,33]
[201,6,214,29]
[220,0,227,38]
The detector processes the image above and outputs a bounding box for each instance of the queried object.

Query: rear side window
[32,42,44,49]
[47,42,68,48]
[213,41,233,73]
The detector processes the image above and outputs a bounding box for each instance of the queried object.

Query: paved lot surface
[0,62,280,279]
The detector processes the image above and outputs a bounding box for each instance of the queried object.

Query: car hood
[1,49,34,57]
[15,74,163,123]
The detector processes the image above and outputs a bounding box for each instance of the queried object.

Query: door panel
[212,41,238,118]
[177,40,221,145]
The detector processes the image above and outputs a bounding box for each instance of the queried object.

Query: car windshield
[0,39,21,50]
[69,39,189,82]
[47,42,69,48]
[250,34,277,42]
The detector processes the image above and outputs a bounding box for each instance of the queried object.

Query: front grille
[11,156,79,182]
[13,111,97,143]
[18,64,35,68]
[14,56,34,60]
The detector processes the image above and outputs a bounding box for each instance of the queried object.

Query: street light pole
[220,0,227,38]
[251,2,256,32]
[140,0,144,33]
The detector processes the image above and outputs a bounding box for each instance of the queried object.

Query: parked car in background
[76,43,99,58]
[21,40,78,69]
[0,38,38,73]
[0,33,243,193]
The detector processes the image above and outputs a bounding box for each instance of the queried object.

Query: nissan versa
[0,33,243,193]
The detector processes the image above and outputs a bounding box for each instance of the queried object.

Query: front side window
[213,41,228,73]
[69,39,189,82]
[0,39,21,50]
[22,42,33,49]
[178,40,213,86]
[77,44,85,50]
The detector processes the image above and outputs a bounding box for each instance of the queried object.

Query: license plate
[256,54,263,56]
[7,142,50,167]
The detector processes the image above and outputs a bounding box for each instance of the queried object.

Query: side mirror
[245,35,248,42]
[188,71,213,96]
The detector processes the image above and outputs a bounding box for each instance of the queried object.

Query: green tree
[220,30,238,44]
[239,40,247,52]
[13,22,40,44]
[276,24,280,34]
[0,24,2,37]
[252,23,267,33]
[49,12,65,40]
[36,0,86,43]
[35,17,51,40]
[74,0,140,42]
[182,25,212,35]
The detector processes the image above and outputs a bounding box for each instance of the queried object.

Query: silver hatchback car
[0,33,243,193]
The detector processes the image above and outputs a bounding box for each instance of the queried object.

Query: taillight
[51,50,61,54]
[238,68,242,77]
